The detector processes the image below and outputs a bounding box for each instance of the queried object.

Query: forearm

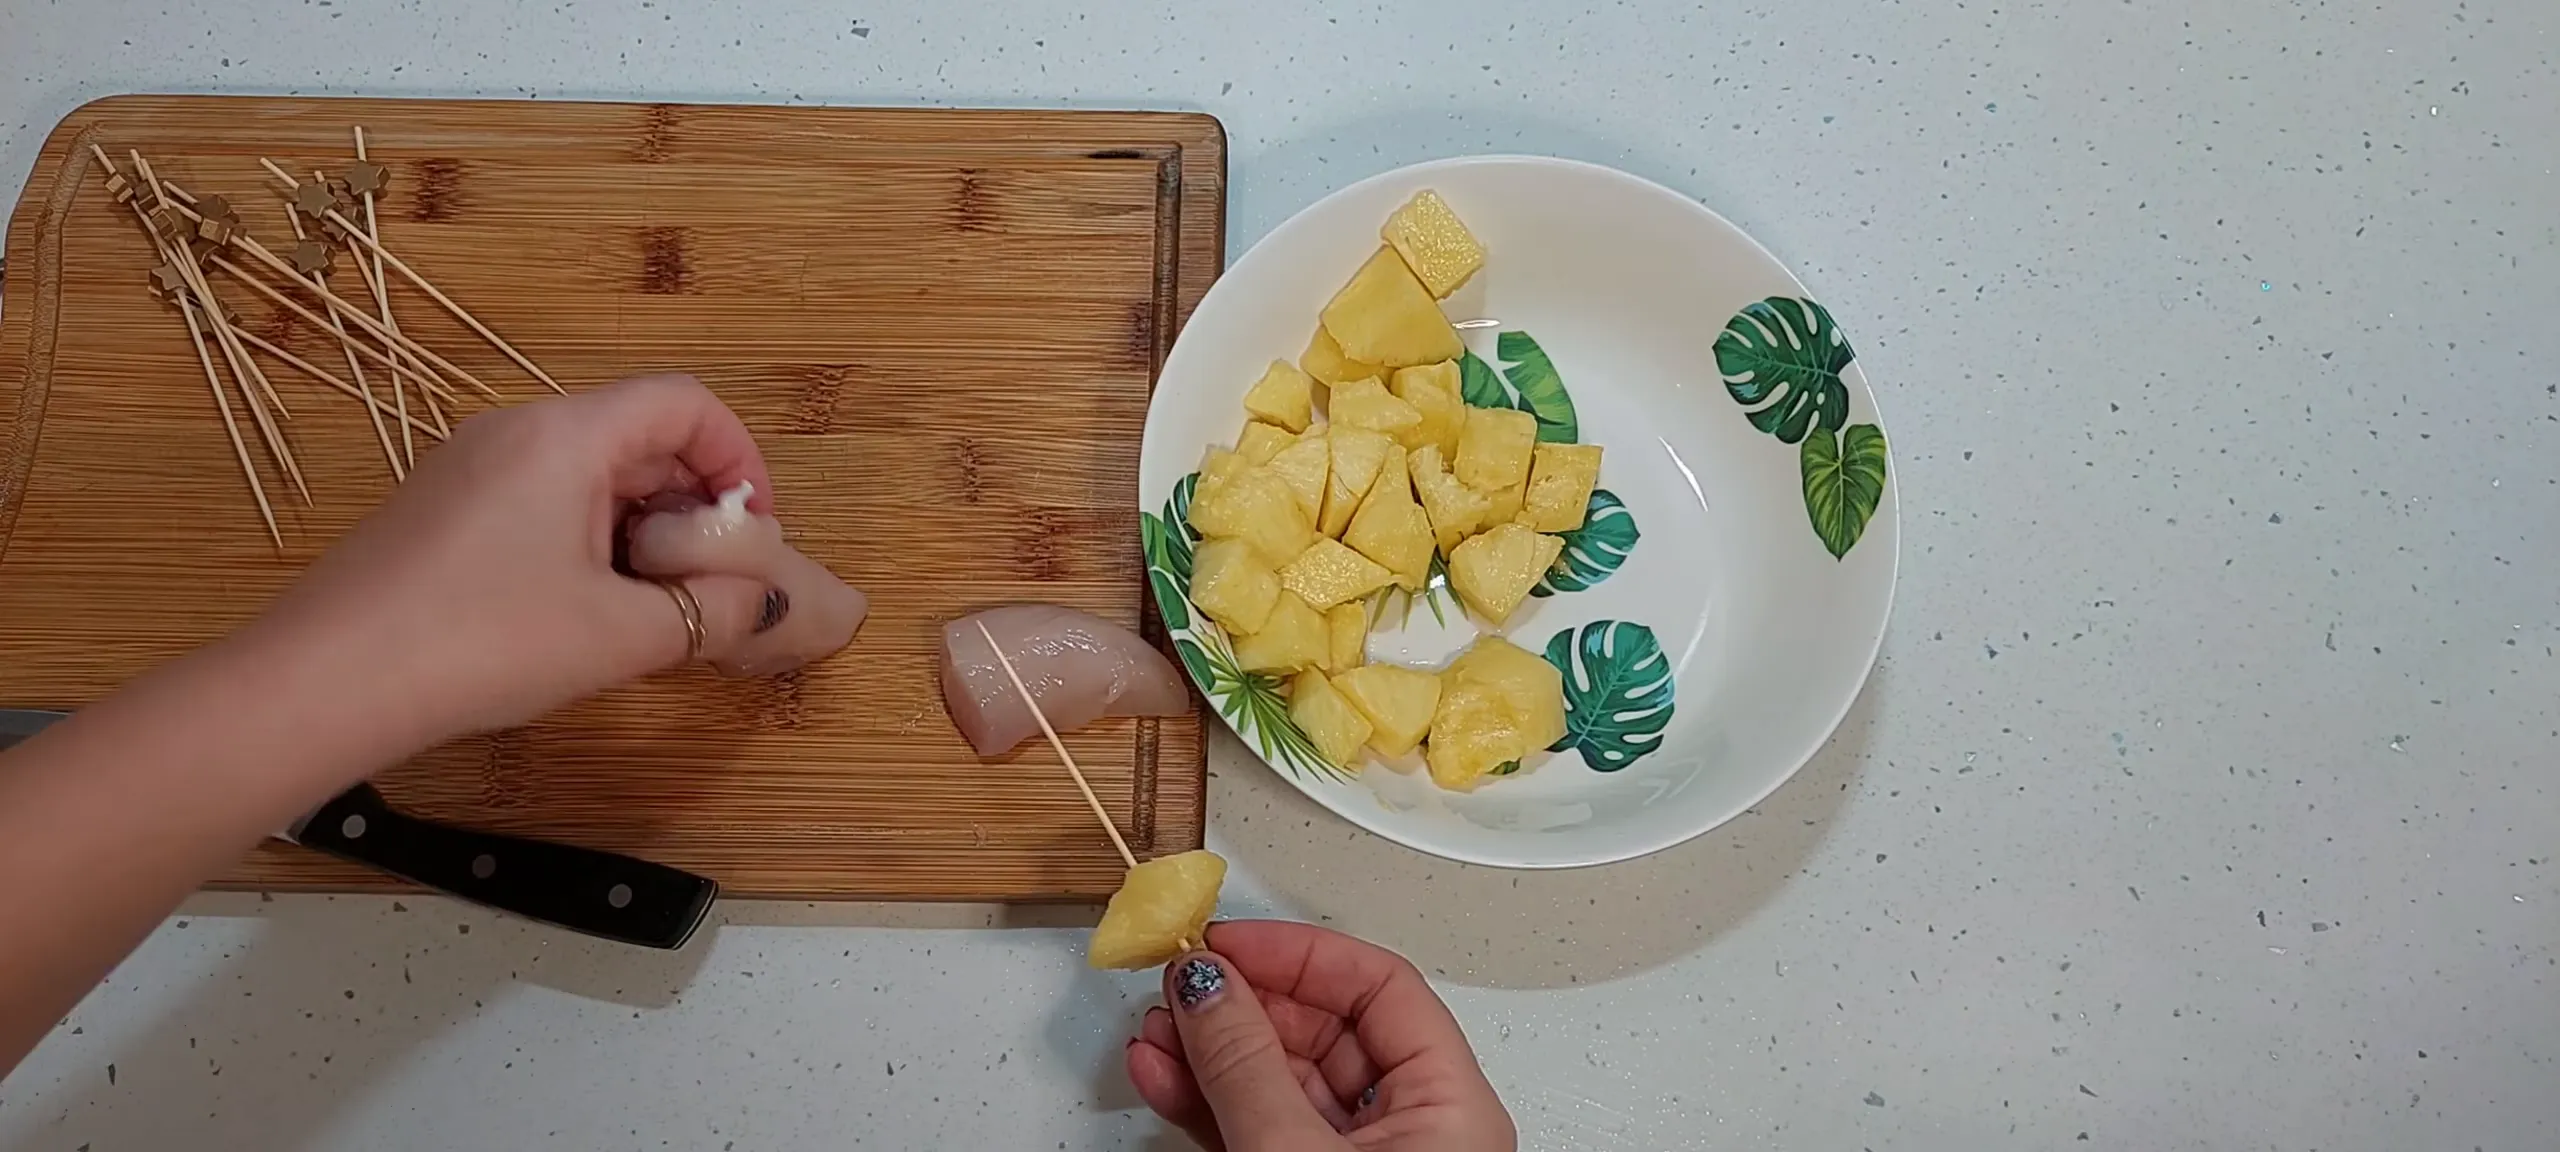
[0,614,429,1074]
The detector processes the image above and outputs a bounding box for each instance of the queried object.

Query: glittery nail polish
[1175,957,1225,1009]
[754,588,790,633]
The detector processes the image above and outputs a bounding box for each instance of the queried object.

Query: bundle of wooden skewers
[92,129,562,551]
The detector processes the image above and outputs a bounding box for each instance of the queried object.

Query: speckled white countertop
[3,2,2555,1149]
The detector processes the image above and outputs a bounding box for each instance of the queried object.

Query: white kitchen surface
[2,1,2554,1148]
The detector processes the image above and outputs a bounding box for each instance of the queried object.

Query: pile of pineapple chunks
[1186,191,1605,793]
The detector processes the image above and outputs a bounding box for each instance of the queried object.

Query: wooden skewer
[204,247,483,404]
[226,322,450,442]
[344,137,436,459]
[91,145,284,548]
[127,150,312,508]
[150,179,496,404]
[283,167,405,480]
[200,250,465,406]
[177,298,285,550]
[113,152,295,420]
[974,620,1140,872]
[260,157,566,395]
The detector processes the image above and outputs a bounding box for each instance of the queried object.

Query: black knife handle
[294,785,717,950]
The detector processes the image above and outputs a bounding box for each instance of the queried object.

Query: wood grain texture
[0,95,1225,900]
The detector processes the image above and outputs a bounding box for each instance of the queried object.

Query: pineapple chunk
[1481,472,1530,526]
[1188,463,1315,566]
[1088,849,1227,970]
[1237,421,1295,465]
[1425,678,1526,791]
[1391,362,1467,456]
[1328,377,1424,438]
[1444,635,1568,751]
[1410,445,1492,554]
[1447,521,1564,622]
[1325,602,1368,673]
[1262,436,1331,524]
[1455,407,1538,491]
[1364,443,1412,512]
[1380,190,1486,299]
[1242,360,1317,433]
[1318,427,1397,537]
[1197,446,1247,495]
[1332,664,1442,758]
[1522,443,1604,532]
[1188,538,1281,634]
[1279,538,1397,610]
[1233,590,1329,673]
[1319,248,1464,368]
[1289,670,1374,771]
[1342,458,1435,590]
[1300,325,1392,388]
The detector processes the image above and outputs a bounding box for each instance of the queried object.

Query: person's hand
[1125,921,1515,1151]
[243,373,781,752]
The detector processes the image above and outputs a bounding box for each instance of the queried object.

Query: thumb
[1165,952,1336,1149]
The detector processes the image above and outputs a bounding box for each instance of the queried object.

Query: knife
[0,708,716,949]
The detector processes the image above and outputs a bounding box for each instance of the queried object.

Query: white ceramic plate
[1140,156,1897,869]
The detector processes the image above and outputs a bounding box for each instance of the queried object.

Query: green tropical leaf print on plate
[1142,472,1204,631]
[1146,562,1191,631]
[1543,621,1674,772]
[1715,297,1852,444]
[1801,423,1889,560]
[1492,331,1578,443]
[1458,331,1579,443]
[1157,523,1346,786]
[1530,488,1638,598]
[1159,472,1199,585]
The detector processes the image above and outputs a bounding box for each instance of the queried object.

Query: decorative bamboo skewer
[317,163,407,468]
[125,149,312,508]
[200,250,468,406]
[126,155,295,423]
[153,176,495,402]
[974,620,1141,872]
[93,146,283,547]
[282,170,406,480]
[224,322,449,442]
[176,296,284,550]
[349,130,446,439]
[259,158,566,395]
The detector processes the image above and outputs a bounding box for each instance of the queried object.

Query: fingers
[1161,953,1338,1148]
[1203,921,1480,1079]
[577,374,775,511]
[602,573,767,671]
[1259,995,1381,1107]
[1143,1004,1183,1057]
[1125,1033,1218,1151]
[1139,1007,1356,1137]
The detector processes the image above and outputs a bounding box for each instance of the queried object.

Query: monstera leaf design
[1543,621,1674,771]
[1459,331,1579,443]
[1531,489,1638,598]
[1715,297,1852,444]
[1801,424,1889,560]
[1148,471,1341,783]
[1141,473,1201,630]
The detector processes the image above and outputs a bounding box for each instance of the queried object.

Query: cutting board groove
[0,95,1223,901]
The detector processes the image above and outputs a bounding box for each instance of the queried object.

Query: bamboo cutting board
[0,95,1221,900]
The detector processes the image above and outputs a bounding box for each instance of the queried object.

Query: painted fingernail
[754,588,790,633]
[1174,957,1226,1010]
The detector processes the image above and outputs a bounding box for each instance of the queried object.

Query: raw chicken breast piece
[942,604,1191,757]
[625,483,869,677]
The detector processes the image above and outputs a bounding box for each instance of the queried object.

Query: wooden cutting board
[0,95,1220,900]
